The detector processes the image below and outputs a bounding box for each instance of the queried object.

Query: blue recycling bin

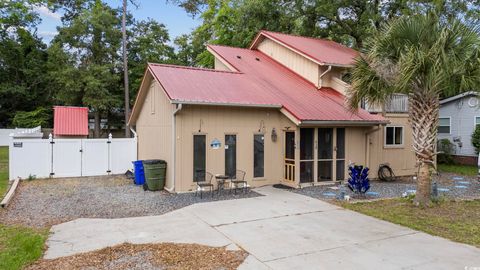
[132,160,145,185]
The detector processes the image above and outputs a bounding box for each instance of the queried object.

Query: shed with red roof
[53,106,89,138]
[128,30,416,193]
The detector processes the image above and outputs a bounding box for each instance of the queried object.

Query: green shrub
[12,107,52,128]
[437,138,455,164]
[472,125,480,154]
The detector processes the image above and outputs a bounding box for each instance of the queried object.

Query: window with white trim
[385,126,403,146]
[475,116,480,126]
[438,118,450,134]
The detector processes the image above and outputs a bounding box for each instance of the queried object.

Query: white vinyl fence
[9,135,137,180]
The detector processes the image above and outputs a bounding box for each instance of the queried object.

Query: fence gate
[9,135,137,180]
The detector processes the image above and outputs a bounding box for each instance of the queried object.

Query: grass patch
[0,224,48,270]
[342,198,480,247]
[0,146,8,197]
[437,163,477,176]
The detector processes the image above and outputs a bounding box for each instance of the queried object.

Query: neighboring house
[128,30,416,192]
[53,106,89,138]
[438,91,480,165]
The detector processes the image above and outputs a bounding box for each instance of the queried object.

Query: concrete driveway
[45,186,480,269]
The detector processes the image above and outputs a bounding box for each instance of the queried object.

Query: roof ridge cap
[148,63,241,74]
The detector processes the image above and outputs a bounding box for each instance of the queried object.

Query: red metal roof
[53,106,89,136]
[145,45,383,123]
[251,30,359,67]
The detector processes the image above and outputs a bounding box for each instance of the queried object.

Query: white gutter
[300,120,388,126]
[318,65,332,89]
[166,103,183,193]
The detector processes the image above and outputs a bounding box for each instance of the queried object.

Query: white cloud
[39,31,58,38]
[32,5,61,21]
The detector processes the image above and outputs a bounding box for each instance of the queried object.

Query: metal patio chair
[230,170,249,194]
[195,171,214,199]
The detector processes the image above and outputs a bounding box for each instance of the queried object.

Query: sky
[35,0,201,44]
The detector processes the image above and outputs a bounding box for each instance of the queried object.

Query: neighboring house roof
[53,106,89,136]
[440,91,478,105]
[250,30,359,67]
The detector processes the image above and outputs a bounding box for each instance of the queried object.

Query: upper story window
[475,116,480,127]
[438,118,450,134]
[385,126,403,146]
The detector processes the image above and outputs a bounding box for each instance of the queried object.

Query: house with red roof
[53,106,89,138]
[128,30,416,192]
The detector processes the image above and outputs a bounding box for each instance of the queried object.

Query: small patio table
[215,174,230,194]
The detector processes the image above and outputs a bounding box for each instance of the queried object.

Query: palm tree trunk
[409,92,439,206]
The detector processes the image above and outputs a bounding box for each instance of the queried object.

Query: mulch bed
[0,175,261,228]
[26,243,247,270]
[292,172,480,202]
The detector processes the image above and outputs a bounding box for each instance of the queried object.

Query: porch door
[317,128,346,182]
[317,128,333,181]
[300,128,314,183]
[284,131,295,181]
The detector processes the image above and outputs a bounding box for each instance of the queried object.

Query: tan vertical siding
[175,105,295,192]
[135,78,176,189]
[214,58,231,71]
[257,38,319,86]
[368,114,417,178]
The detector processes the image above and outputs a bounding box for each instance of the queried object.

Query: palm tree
[347,14,480,206]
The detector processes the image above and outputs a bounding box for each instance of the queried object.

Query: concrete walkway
[45,186,480,269]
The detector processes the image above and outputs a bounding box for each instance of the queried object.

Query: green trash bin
[143,159,167,191]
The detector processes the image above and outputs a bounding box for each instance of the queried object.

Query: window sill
[383,145,404,149]
[253,177,266,181]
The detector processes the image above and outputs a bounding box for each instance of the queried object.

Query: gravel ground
[0,175,261,228]
[27,242,247,270]
[292,172,480,202]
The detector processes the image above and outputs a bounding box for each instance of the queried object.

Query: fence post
[49,133,54,177]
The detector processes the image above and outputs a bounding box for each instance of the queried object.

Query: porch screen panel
[336,128,345,180]
[318,128,333,181]
[193,135,206,182]
[225,135,237,178]
[300,128,314,183]
[254,134,264,178]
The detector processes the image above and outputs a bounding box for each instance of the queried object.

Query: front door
[225,135,237,178]
[284,131,295,181]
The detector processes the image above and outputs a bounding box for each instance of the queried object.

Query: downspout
[318,65,332,89]
[166,103,182,193]
[365,125,381,168]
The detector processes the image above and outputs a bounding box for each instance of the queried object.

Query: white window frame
[384,126,404,148]
[474,116,480,127]
[438,117,451,134]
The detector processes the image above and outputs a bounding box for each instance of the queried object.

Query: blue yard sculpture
[347,164,370,195]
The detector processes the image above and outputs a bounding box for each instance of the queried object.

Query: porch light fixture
[271,128,277,142]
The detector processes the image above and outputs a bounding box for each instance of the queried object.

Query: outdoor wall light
[271,128,277,142]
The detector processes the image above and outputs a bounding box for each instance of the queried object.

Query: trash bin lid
[143,159,166,165]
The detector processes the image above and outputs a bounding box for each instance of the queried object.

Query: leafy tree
[128,19,176,97]
[172,0,480,67]
[347,14,480,206]
[12,107,52,128]
[48,0,123,137]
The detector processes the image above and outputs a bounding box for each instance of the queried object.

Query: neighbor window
[438,118,450,134]
[475,116,480,126]
[385,126,403,146]
[253,134,264,178]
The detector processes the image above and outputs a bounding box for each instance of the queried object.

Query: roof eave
[299,120,389,126]
[439,91,478,105]
[171,100,282,109]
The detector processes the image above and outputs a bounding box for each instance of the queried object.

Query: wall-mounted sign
[13,142,23,148]
[210,138,221,149]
